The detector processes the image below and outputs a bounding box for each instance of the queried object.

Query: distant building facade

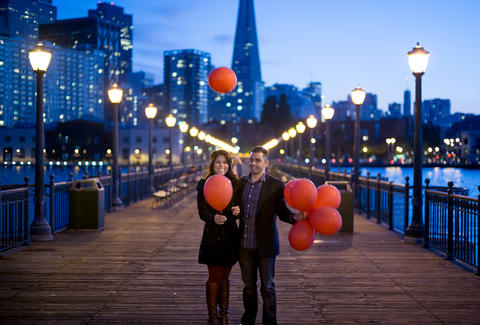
[164,49,211,125]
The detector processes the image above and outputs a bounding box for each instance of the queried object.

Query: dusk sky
[53,0,480,114]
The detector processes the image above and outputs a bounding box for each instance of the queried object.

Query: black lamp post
[165,114,177,180]
[108,83,123,208]
[29,42,53,241]
[145,103,158,194]
[405,43,430,243]
[322,105,335,180]
[189,126,199,163]
[295,122,306,163]
[179,121,189,172]
[288,127,297,160]
[350,86,366,206]
[306,115,318,172]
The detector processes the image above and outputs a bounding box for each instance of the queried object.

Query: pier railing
[274,162,479,274]
[1,163,204,255]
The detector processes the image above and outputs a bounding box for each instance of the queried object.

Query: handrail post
[476,185,480,276]
[68,172,73,183]
[447,181,454,260]
[424,179,430,248]
[388,181,393,230]
[376,173,381,224]
[83,170,88,179]
[366,172,370,219]
[24,176,30,243]
[49,174,54,233]
[404,176,410,233]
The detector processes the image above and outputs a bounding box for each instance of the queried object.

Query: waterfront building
[0,36,105,127]
[164,49,211,125]
[0,127,36,163]
[0,0,56,42]
[422,98,451,125]
[387,102,402,118]
[265,83,316,119]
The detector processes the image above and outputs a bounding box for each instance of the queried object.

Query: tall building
[164,49,211,125]
[422,98,451,124]
[0,0,56,42]
[88,3,133,79]
[39,3,133,122]
[230,0,264,122]
[403,89,411,116]
[265,83,316,119]
[0,37,105,127]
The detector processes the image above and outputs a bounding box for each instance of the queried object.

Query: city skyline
[54,0,480,114]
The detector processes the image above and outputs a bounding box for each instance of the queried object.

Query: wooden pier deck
[1,193,480,324]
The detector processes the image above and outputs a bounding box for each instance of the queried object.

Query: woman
[197,150,240,325]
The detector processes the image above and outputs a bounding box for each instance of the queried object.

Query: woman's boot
[219,279,230,325]
[206,281,220,325]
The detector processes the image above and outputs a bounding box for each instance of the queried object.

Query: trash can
[69,178,105,230]
[325,181,353,233]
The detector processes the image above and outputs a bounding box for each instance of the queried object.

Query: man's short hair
[251,146,269,160]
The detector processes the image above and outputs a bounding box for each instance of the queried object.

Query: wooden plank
[0,192,480,324]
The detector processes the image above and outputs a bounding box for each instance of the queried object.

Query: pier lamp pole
[189,126,199,163]
[322,105,335,180]
[29,42,53,241]
[295,122,306,163]
[405,43,430,243]
[288,128,297,161]
[350,86,366,207]
[165,114,177,180]
[108,83,124,208]
[306,115,318,176]
[145,103,158,195]
[178,121,189,172]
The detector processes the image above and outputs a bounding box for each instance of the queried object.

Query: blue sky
[54,0,480,114]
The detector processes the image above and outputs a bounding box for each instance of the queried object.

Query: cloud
[213,34,233,44]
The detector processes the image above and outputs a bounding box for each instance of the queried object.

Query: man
[235,146,302,325]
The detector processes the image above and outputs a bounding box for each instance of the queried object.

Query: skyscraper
[0,0,56,42]
[164,49,211,125]
[230,0,264,122]
[403,89,411,116]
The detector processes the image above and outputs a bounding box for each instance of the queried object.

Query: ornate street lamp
[306,115,318,174]
[295,122,306,163]
[288,128,297,159]
[29,42,53,241]
[165,114,176,179]
[322,105,335,180]
[145,103,157,194]
[405,42,430,243]
[107,83,123,208]
[350,86,366,206]
[178,121,189,171]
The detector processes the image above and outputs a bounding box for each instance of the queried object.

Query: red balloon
[290,178,317,211]
[311,184,342,209]
[208,67,237,93]
[283,179,298,208]
[203,175,233,211]
[308,206,342,235]
[288,220,314,251]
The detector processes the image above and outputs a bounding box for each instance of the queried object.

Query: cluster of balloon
[285,179,343,251]
[208,67,237,93]
[203,175,233,211]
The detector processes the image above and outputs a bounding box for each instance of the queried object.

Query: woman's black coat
[197,178,240,266]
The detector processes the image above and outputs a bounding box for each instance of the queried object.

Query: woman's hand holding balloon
[214,214,227,225]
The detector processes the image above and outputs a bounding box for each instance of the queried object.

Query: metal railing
[1,163,205,254]
[274,162,479,274]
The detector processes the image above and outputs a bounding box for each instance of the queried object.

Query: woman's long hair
[205,150,238,186]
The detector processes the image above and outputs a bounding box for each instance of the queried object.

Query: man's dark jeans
[239,248,277,325]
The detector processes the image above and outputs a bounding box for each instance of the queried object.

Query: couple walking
[197,147,303,325]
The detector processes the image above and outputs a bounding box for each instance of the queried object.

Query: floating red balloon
[288,220,314,251]
[208,67,237,93]
[308,206,342,235]
[203,175,233,211]
[290,178,317,211]
[311,184,342,210]
[283,179,298,208]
